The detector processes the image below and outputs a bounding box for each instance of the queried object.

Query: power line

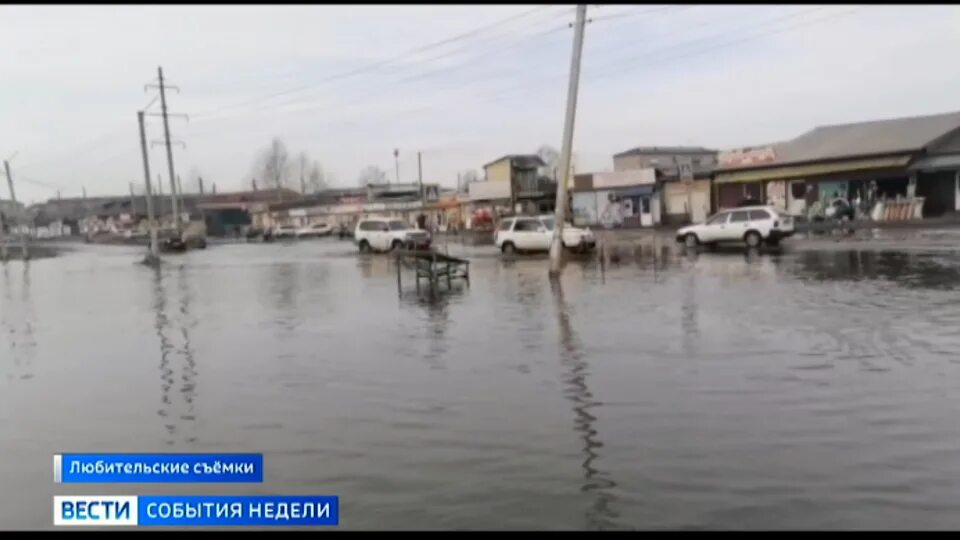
[197,7,576,124]
[473,5,837,104]
[191,5,553,120]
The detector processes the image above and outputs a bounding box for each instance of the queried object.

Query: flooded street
[3,234,960,530]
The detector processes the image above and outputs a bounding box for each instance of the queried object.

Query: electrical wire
[191,5,554,120]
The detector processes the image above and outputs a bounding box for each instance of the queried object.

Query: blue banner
[138,495,338,526]
[55,453,263,483]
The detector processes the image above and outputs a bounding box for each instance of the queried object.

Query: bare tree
[536,144,560,181]
[297,152,309,194]
[307,160,326,193]
[252,137,293,191]
[357,165,387,186]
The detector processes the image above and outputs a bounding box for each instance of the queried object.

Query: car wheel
[391,239,404,251]
[744,231,762,248]
[684,233,699,249]
[501,242,516,255]
[358,240,371,253]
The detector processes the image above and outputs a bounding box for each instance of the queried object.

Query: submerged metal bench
[394,249,470,294]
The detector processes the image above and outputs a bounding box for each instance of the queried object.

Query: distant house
[613,146,718,225]
[482,154,554,215]
[713,111,960,218]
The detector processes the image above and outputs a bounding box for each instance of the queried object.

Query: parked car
[354,218,431,253]
[296,222,333,238]
[494,215,596,255]
[272,225,298,239]
[676,206,794,249]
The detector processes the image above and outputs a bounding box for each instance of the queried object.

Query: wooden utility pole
[137,110,160,262]
[3,159,28,260]
[198,176,204,195]
[549,4,587,277]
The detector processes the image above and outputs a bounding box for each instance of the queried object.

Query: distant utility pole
[58,190,62,200]
[393,148,400,184]
[3,159,28,260]
[137,110,160,262]
[417,151,424,202]
[82,187,86,199]
[300,154,306,195]
[549,4,587,277]
[129,182,137,215]
[252,178,258,192]
[198,176,205,195]
[212,182,217,194]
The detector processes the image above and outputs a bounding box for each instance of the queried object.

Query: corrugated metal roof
[714,155,912,184]
[720,111,960,172]
[909,154,960,172]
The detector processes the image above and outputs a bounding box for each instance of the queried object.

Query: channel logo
[53,496,138,526]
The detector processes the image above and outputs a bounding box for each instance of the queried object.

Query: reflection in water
[401,285,468,372]
[792,250,960,289]
[680,269,699,358]
[151,265,198,446]
[176,265,198,443]
[1,263,36,382]
[549,279,621,530]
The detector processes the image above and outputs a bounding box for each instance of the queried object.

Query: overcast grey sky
[2,4,960,204]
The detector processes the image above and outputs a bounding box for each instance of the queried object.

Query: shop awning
[908,154,960,172]
[714,155,912,184]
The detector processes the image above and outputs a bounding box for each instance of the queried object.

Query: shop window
[791,182,807,199]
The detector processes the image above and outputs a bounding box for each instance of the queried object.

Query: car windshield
[388,220,410,231]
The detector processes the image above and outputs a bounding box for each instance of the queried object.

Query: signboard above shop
[591,169,656,189]
[718,146,777,168]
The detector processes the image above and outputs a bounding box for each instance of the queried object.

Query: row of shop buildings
[565,110,960,228]
[20,109,960,238]
[262,109,960,234]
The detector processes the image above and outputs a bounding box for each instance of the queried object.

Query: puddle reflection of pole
[151,267,176,443]
[549,278,621,530]
[176,265,198,443]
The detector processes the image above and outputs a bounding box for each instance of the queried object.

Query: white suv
[676,206,794,249]
[495,215,596,254]
[354,218,431,253]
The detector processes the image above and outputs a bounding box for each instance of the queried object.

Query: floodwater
[3,232,960,530]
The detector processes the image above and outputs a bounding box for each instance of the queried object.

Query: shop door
[639,197,653,227]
